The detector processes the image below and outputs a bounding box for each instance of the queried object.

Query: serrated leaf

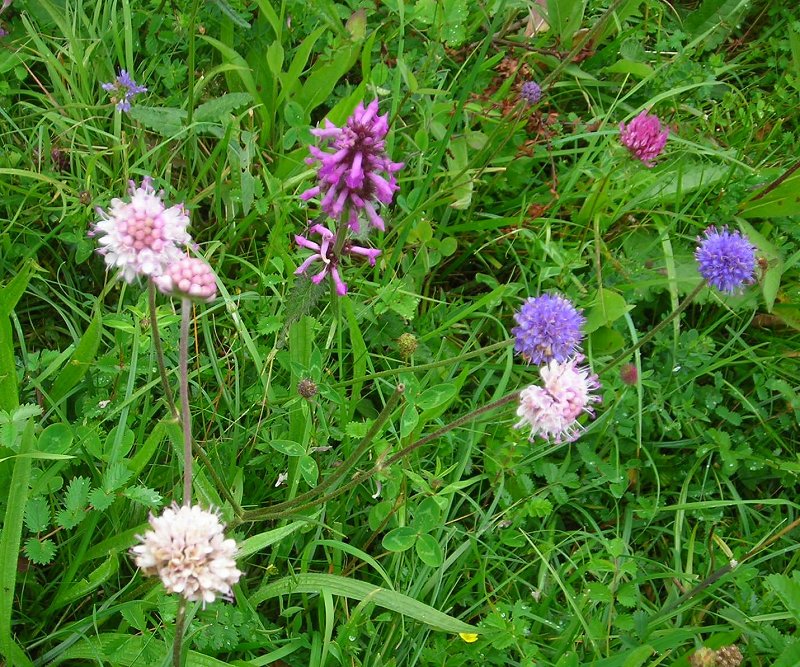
[382,526,418,552]
[415,533,443,567]
[24,537,57,565]
[766,573,800,622]
[128,106,187,137]
[88,488,116,512]
[123,486,163,508]
[375,280,420,321]
[24,497,50,533]
[525,497,553,518]
[194,93,252,123]
[103,462,133,493]
[57,476,90,529]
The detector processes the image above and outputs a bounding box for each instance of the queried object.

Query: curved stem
[172,598,187,667]
[599,280,707,375]
[148,281,179,419]
[180,298,193,506]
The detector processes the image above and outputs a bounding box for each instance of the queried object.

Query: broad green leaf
[48,310,103,407]
[269,439,306,457]
[737,218,783,311]
[773,640,800,667]
[382,526,418,552]
[24,537,57,565]
[622,645,655,667]
[127,106,187,137]
[298,455,319,485]
[251,573,482,634]
[765,573,800,621]
[589,326,625,356]
[37,423,73,454]
[415,533,444,567]
[193,92,252,123]
[416,384,458,411]
[412,497,442,533]
[238,521,306,558]
[52,554,118,608]
[584,290,631,333]
[400,404,419,438]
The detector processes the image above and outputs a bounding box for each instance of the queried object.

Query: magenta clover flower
[295,223,381,296]
[619,110,668,167]
[515,356,601,443]
[300,99,404,233]
[695,226,757,293]
[90,177,191,283]
[512,293,585,366]
[102,69,147,113]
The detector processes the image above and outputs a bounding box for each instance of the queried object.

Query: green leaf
[56,476,90,529]
[773,640,800,667]
[621,645,655,667]
[415,533,444,567]
[48,309,103,407]
[52,554,118,608]
[103,462,132,493]
[24,537,57,565]
[382,526,418,552]
[298,455,319,485]
[684,0,751,51]
[194,92,253,123]
[766,573,800,622]
[37,423,73,454]
[122,486,162,507]
[88,488,115,512]
[127,106,187,137]
[738,218,783,312]
[589,326,625,356]
[0,262,35,412]
[238,521,306,558]
[375,278,420,321]
[412,497,442,533]
[584,290,631,333]
[23,497,50,533]
[400,404,419,438]
[416,384,458,411]
[269,439,306,457]
[251,573,482,634]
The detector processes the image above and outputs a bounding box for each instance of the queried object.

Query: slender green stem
[599,280,707,375]
[148,281,179,419]
[240,384,405,522]
[172,598,187,667]
[331,339,513,389]
[180,298,193,505]
[241,389,519,522]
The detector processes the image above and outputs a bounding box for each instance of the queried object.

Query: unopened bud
[689,647,716,667]
[397,333,418,358]
[297,378,318,399]
[79,190,92,205]
[620,363,638,386]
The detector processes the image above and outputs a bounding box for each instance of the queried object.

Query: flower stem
[240,388,519,522]
[148,281,179,420]
[179,298,193,506]
[172,598,187,667]
[599,280,707,375]
[240,384,406,522]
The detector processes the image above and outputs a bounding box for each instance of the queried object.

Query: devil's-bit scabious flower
[515,357,601,443]
[512,293,585,365]
[619,110,668,167]
[695,226,757,293]
[131,504,242,606]
[154,257,217,302]
[300,99,404,232]
[520,81,541,105]
[102,69,147,113]
[295,223,381,296]
[90,177,191,283]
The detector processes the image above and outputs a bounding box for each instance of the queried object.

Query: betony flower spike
[301,99,404,233]
[90,176,191,283]
[512,293,585,366]
[695,226,757,293]
[619,110,668,167]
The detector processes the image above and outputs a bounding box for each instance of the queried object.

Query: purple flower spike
[695,226,757,293]
[619,110,668,167]
[294,223,382,296]
[512,293,585,365]
[520,81,541,105]
[300,99,404,233]
[102,69,147,113]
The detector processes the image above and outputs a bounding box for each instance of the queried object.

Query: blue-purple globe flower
[512,293,585,365]
[102,69,147,113]
[520,81,542,105]
[695,226,757,293]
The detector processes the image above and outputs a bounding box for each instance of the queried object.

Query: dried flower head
[619,110,668,167]
[297,378,318,399]
[512,293,585,365]
[715,645,743,667]
[300,99,404,232]
[154,257,217,302]
[695,226,756,293]
[294,223,381,296]
[131,504,242,606]
[102,69,147,113]
[90,177,191,283]
[520,81,542,105]
[516,357,601,443]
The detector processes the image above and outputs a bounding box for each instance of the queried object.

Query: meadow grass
[1,0,799,665]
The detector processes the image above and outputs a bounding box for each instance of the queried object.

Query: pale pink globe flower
[90,177,192,282]
[515,357,601,443]
[619,110,668,167]
[154,257,217,302]
[131,504,242,606]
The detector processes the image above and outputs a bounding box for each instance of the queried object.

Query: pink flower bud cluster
[619,110,668,167]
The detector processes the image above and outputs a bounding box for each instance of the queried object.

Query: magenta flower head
[512,293,585,365]
[102,69,147,113]
[520,81,542,105]
[300,99,404,233]
[90,177,191,283]
[515,356,601,443]
[294,223,381,296]
[154,257,217,302]
[695,226,757,293]
[619,110,668,167]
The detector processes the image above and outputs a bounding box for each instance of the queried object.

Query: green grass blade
[47,307,103,407]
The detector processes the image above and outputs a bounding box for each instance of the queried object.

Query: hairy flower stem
[240,389,519,522]
[172,598,187,667]
[148,281,179,419]
[599,280,707,375]
[241,385,405,522]
[180,298,193,505]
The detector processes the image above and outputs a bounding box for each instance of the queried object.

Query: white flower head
[515,356,601,443]
[131,503,242,605]
[91,177,192,283]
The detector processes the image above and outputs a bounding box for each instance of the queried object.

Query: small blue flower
[512,293,585,365]
[102,69,147,113]
[520,81,542,105]
[695,226,756,293]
